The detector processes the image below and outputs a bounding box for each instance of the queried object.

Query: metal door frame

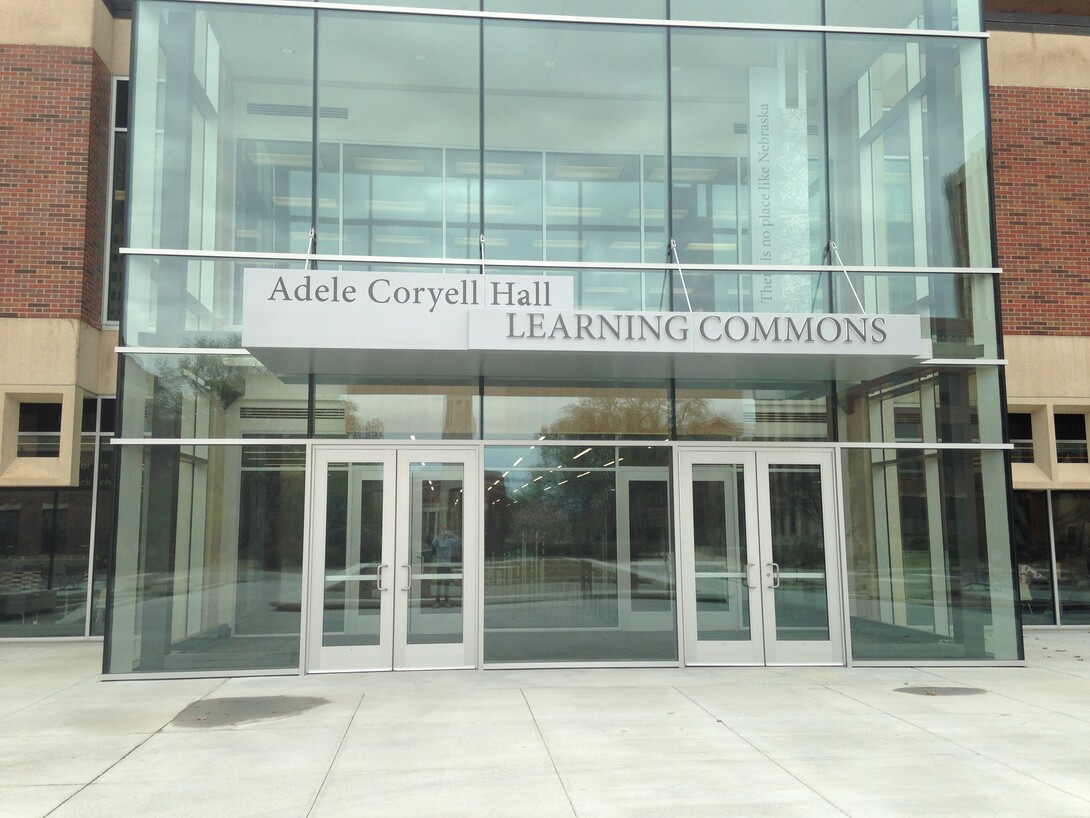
[304,445,479,673]
[675,445,847,667]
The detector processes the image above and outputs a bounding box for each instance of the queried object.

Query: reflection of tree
[768,468,826,570]
[153,339,246,420]
[539,395,741,439]
[506,474,616,563]
[541,396,667,439]
[511,499,568,555]
[488,461,616,563]
[344,407,385,439]
[676,398,743,439]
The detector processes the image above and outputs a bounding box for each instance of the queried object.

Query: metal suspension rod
[829,240,866,313]
[669,239,694,312]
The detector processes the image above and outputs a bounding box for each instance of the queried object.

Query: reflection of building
[0,1,1082,669]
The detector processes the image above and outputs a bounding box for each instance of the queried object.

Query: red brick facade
[0,45,111,328]
[992,85,1090,336]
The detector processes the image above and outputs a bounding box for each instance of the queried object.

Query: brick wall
[992,85,1090,336]
[0,45,111,328]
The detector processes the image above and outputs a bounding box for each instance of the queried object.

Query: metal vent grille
[239,407,346,420]
[247,103,349,119]
[241,446,307,470]
[750,412,829,424]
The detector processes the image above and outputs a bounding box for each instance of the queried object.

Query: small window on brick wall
[1009,412,1034,464]
[17,403,63,458]
[1055,413,1089,464]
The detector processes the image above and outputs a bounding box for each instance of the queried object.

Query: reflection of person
[1019,563,1044,612]
[1019,563,1043,592]
[432,527,461,608]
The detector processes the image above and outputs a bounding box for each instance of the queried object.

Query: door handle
[745,563,757,590]
[376,563,388,592]
[768,562,781,589]
[402,563,413,592]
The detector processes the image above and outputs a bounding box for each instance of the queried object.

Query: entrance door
[307,447,479,672]
[678,449,844,665]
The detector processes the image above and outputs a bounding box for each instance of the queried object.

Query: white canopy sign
[241,269,932,381]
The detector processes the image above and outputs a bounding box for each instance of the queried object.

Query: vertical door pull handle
[769,563,781,589]
[376,563,388,592]
[402,563,413,591]
[745,563,757,589]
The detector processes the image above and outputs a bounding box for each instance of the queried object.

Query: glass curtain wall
[482,18,667,313]
[316,12,479,260]
[670,29,825,311]
[112,1,1014,670]
[842,449,1017,660]
[483,445,676,663]
[107,445,304,673]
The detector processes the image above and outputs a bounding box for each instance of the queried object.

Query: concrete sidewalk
[3,632,1090,817]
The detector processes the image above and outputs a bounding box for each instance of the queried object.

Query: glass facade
[843,449,1017,660]
[108,1,1017,673]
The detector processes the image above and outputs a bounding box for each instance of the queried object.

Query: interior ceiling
[985,0,1090,15]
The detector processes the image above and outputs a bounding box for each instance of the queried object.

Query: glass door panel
[693,465,752,641]
[679,452,764,665]
[766,465,830,642]
[758,452,842,665]
[309,449,396,672]
[322,462,387,648]
[396,451,478,669]
[404,462,465,646]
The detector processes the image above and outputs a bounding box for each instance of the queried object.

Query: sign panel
[749,63,812,312]
[244,269,574,351]
[241,268,932,380]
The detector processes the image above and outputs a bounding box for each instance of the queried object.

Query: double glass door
[307,447,479,672]
[678,449,844,666]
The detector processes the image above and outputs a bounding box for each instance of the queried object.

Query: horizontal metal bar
[695,572,747,579]
[839,442,1012,450]
[852,660,1025,667]
[921,359,1007,367]
[120,248,1002,276]
[110,438,311,446]
[413,573,464,581]
[101,668,300,681]
[153,0,989,39]
[324,574,378,582]
[121,249,1002,279]
[118,347,252,356]
[108,437,1013,450]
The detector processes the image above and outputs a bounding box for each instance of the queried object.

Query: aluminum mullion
[83,401,103,639]
[1047,489,1063,625]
